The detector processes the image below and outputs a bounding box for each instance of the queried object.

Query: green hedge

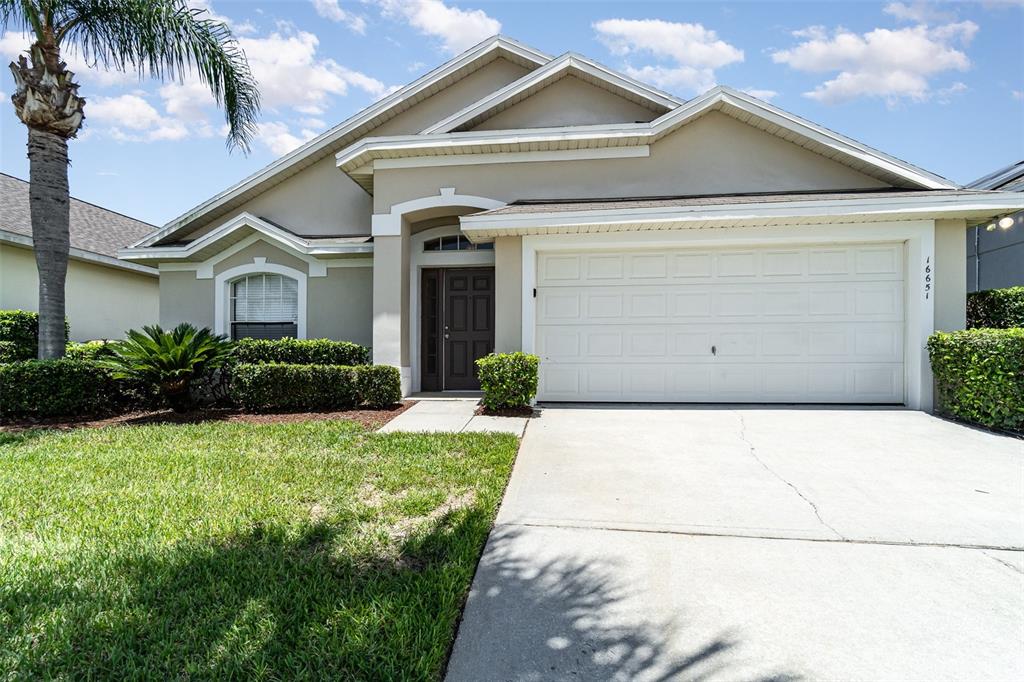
[967,287,1024,329]
[476,352,539,410]
[0,310,69,361]
[0,360,130,419]
[232,337,369,366]
[355,365,403,408]
[928,329,1024,431]
[230,363,401,412]
[64,340,118,361]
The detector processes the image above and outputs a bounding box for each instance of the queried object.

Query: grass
[0,421,519,680]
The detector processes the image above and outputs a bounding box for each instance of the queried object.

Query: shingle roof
[1,172,156,258]
[472,188,1000,216]
[967,160,1024,192]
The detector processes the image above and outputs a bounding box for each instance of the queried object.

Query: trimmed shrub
[928,328,1024,431]
[0,341,20,363]
[967,287,1024,329]
[65,340,118,361]
[355,365,402,408]
[0,360,126,419]
[0,310,69,361]
[230,363,359,412]
[476,352,539,410]
[233,338,370,366]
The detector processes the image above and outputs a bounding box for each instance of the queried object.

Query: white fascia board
[459,192,1024,232]
[339,86,957,191]
[370,146,650,171]
[0,229,158,276]
[420,52,682,135]
[336,124,645,170]
[118,212,373,262]
[131,35,552,249]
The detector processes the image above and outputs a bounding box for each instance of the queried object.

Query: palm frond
[0,0,43,39]
[58,0,259,151]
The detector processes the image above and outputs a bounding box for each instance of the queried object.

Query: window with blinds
[230,273,298,340]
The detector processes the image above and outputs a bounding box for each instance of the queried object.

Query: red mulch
[0,401,416,433]
[473,404,535,418]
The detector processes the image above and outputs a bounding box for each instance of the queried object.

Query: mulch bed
[473,404,535,418]
[0,401,416,433]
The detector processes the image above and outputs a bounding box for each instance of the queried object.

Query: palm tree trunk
[28,127,70,359]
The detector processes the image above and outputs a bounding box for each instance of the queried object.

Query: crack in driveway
[734,411,848,541]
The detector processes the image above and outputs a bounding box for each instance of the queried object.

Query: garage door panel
[536,243,905,404]
[539,362,903,403]
[538,323,903,364]
[538,244,904,287]
[539,282,904,325]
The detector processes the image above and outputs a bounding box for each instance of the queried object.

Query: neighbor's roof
[967,160,1024,192]
[0,173,157,274]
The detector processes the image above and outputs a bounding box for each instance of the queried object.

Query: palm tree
[2,0,259,358]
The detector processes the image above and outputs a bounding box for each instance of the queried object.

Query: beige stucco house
[1,173,159,341]
[120,36,1023,410]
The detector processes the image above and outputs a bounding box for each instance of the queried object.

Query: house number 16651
[924,257,932,299]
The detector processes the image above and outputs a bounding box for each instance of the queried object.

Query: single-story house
[1,172,159,341]
[119,36,1024,410]
[965,160,1024,292]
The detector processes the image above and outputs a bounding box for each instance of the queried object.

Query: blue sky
[1,0,1022,226]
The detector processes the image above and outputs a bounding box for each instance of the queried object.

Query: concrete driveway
[446,406,1024,681]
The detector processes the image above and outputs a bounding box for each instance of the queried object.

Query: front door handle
[444,333,450,340]
[711,345,717,355]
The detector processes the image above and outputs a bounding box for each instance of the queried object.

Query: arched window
[422,235,493,252]
[230,273,298,340]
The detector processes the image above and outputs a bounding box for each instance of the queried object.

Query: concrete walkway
[447,406,1024,681]
[378,396,527,435]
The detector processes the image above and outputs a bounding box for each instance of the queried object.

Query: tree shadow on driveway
[446,524,799,682]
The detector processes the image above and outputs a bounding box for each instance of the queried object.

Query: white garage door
[535,243,905,403]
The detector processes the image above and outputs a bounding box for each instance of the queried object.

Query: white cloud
[238,28,390,114]
[377,0,500,55]
[741,88,779,101]
[187,0,257,35]
[311,0,367,34]
[86,94,190,141]
[883,2,955,24]
[299,117,327,130]
[1013,90,1024,101]
[593,18,743,95]
[0,31,140,87]
[256,121,316,155]
[771,19,978,104]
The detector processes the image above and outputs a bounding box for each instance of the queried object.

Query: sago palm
[2,0,260,358]
[100,322,234,412]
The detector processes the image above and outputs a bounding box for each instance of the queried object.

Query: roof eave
[459,192,1024,237]
[134,35,552,249]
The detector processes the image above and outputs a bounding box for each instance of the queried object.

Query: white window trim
[215,260,308,339]
[409,224,496,394]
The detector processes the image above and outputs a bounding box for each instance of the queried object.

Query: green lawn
[0,421,519,680]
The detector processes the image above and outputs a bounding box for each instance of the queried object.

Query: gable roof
[133,35,551,249]
[1,173,157,274]
[968,160,1024,192]
[420,52,681,134]
[337,86,957,191]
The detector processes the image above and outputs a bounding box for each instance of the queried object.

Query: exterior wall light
[999,215,1015,229]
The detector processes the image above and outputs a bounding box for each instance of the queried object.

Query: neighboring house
[1,172,159,341]
[965,160,1024,292]
[119,36,1024,410]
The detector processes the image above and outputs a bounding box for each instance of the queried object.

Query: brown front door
[420,268,495,391]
